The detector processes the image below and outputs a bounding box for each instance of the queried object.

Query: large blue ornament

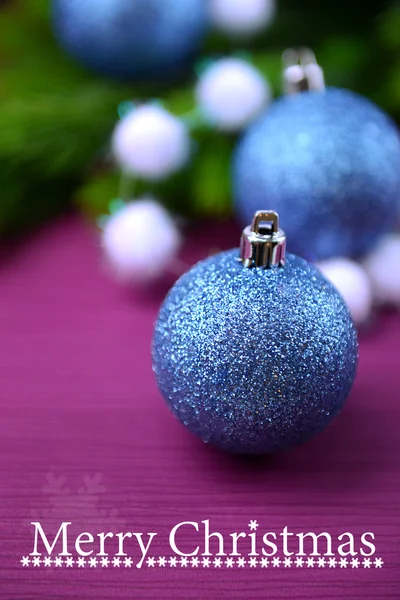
[52,0,207,80]
[233,88,400,261]
[152,211,358,454]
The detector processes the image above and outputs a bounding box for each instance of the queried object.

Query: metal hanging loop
[240,210,286,269]
[282,47,325,95]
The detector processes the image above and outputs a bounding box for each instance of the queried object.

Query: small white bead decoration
[363,234,400,306]
[102,198,181,282]
[317,258,373,325]
[209,0,276,36]
[112,104,191,180]
[196,58,270,131]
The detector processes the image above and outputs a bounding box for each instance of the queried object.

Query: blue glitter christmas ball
[52,0,207,80]
[152,249,358,454]
[234,88,400,261]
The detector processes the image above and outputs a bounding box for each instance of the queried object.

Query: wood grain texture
[0,215,399,599]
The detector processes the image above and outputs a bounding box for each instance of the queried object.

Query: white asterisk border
[19,555,385,569]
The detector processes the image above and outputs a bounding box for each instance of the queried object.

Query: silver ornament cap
[282,47,325,95]
[240,210,286,268]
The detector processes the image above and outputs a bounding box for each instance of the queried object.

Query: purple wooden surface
[0,214,399,599]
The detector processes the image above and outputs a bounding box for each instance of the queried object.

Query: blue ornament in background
[233,87,400,261]
[152,211,358,454]
[52,0,208,80]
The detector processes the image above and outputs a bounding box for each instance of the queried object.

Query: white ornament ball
[317,258,373,325]
[112,105,190,180]
[102,198,181,282]
[363,234,400,306]
[196,58,270,131]
[209,0,276,36]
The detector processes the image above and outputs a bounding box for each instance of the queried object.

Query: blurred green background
[0,0,399,237]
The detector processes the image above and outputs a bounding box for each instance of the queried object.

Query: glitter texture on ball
[152,249,358,454]
[52,0,208,80]
[234,88,400,261]
[196,58,271,131]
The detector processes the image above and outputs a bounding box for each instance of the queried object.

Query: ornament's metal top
[240,210,286,269]
[282,47,325,95]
